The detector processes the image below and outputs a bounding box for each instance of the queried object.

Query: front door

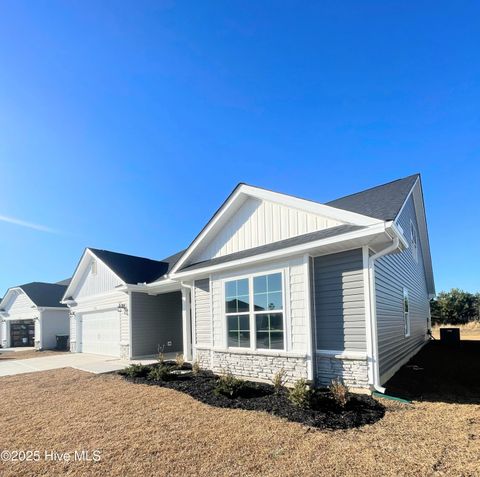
[10,320,35,347]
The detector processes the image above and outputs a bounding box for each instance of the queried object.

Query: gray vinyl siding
[194,279,211,346]
[40,310,70,349]
[313,249,366,352]
[130,291,183,357]
[375,195,430,381]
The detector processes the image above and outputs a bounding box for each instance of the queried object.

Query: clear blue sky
[0,1,478,294]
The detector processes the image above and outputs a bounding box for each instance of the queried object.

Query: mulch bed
[120,363,385,430]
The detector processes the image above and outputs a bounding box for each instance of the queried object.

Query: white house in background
[61,174,434,392]
[61,248,184,359]
[0,282,70,349]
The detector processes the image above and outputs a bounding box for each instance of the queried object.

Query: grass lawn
[432,322,480,341]
[0,349,68,360]
[0,357,479,476]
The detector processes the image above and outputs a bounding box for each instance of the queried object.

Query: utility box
[440,328,460,343]
[56,334,69,351]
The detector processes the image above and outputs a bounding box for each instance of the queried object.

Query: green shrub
[288,378,311,408]
[175,353,185,368]
[214,373,245,398]
[119,364,151,378]
[147,364,171,382]
[329,378,349,408]
[271,368,286,391]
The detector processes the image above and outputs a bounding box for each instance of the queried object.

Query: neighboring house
[0,282,70,349]
[61,248,184,359]
[61,173,434,391]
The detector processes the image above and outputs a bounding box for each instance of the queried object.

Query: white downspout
[368,236,400,393]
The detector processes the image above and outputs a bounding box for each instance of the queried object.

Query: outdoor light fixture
[117,304,128,313]
[69,311,76,318]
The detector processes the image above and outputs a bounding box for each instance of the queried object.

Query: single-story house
[0,282,70,349]
[151,173,433,391]
[61,248,184,359]
[62,173,434,391]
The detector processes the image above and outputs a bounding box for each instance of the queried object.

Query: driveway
[0,353,157,377]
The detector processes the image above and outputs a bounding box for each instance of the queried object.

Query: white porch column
[181,286,192,361]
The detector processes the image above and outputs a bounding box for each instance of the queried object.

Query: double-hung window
[225,272,285,350]
[403,287,410,337]
[225,279,250,348]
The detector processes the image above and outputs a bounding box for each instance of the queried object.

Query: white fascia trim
[0,287,37,311]
[61,248,127,302]
[241,185,382,226]
[37,307,69,311]
[170,187,244,274]
[394,177,435,296]
[171,185,382,274]
[171,222,389,280]
[145,279,183,294]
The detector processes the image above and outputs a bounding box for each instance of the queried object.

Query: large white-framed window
[224,271,285,351]
[410,220,418,263]
[403,287,410,337]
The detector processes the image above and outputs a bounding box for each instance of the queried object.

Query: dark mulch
[385,340,480,404]
[121,363,385,430]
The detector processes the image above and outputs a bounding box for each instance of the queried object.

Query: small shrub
[329,378,349,408]
[214,373,245,398]
[288,378,311,408]
[271,368,286,391]
[119,364,151,378]
[157,344,166,364]
[192,359,200,375]
[175,353,185,368]
[148,364,171,382]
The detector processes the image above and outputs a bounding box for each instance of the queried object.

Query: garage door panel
[81,310,121,357]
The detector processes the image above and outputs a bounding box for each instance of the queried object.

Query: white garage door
[80,310,121,357]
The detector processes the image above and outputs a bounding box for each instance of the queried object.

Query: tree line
[430,289,480,325]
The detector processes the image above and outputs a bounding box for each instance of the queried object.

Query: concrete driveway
[0,353,157,377]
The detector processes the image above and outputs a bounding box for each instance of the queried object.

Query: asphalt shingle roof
[89,248,185,284]
[16,282,69,308]
[180,224,364,272]
[326,174,419,221]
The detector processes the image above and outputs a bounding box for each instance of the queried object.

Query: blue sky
[0,1,478,294]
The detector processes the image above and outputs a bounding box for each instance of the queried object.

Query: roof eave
[170,223,390,280]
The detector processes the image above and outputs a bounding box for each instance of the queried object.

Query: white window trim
[222,268,287,352]
[410,220,418,263]
[403,287,411,338]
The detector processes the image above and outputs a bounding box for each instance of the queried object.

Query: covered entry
[80,310,121,357]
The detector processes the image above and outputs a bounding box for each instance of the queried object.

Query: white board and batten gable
[1,288,37,319]
[173,184,380,272]
[64,250,125,302]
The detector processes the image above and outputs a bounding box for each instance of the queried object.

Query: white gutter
[170,222,388,281]
[367,232,400,394]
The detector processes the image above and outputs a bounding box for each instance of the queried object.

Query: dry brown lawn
[0,369,479,477]
[0,349,67,360]
[432,323,480,341]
